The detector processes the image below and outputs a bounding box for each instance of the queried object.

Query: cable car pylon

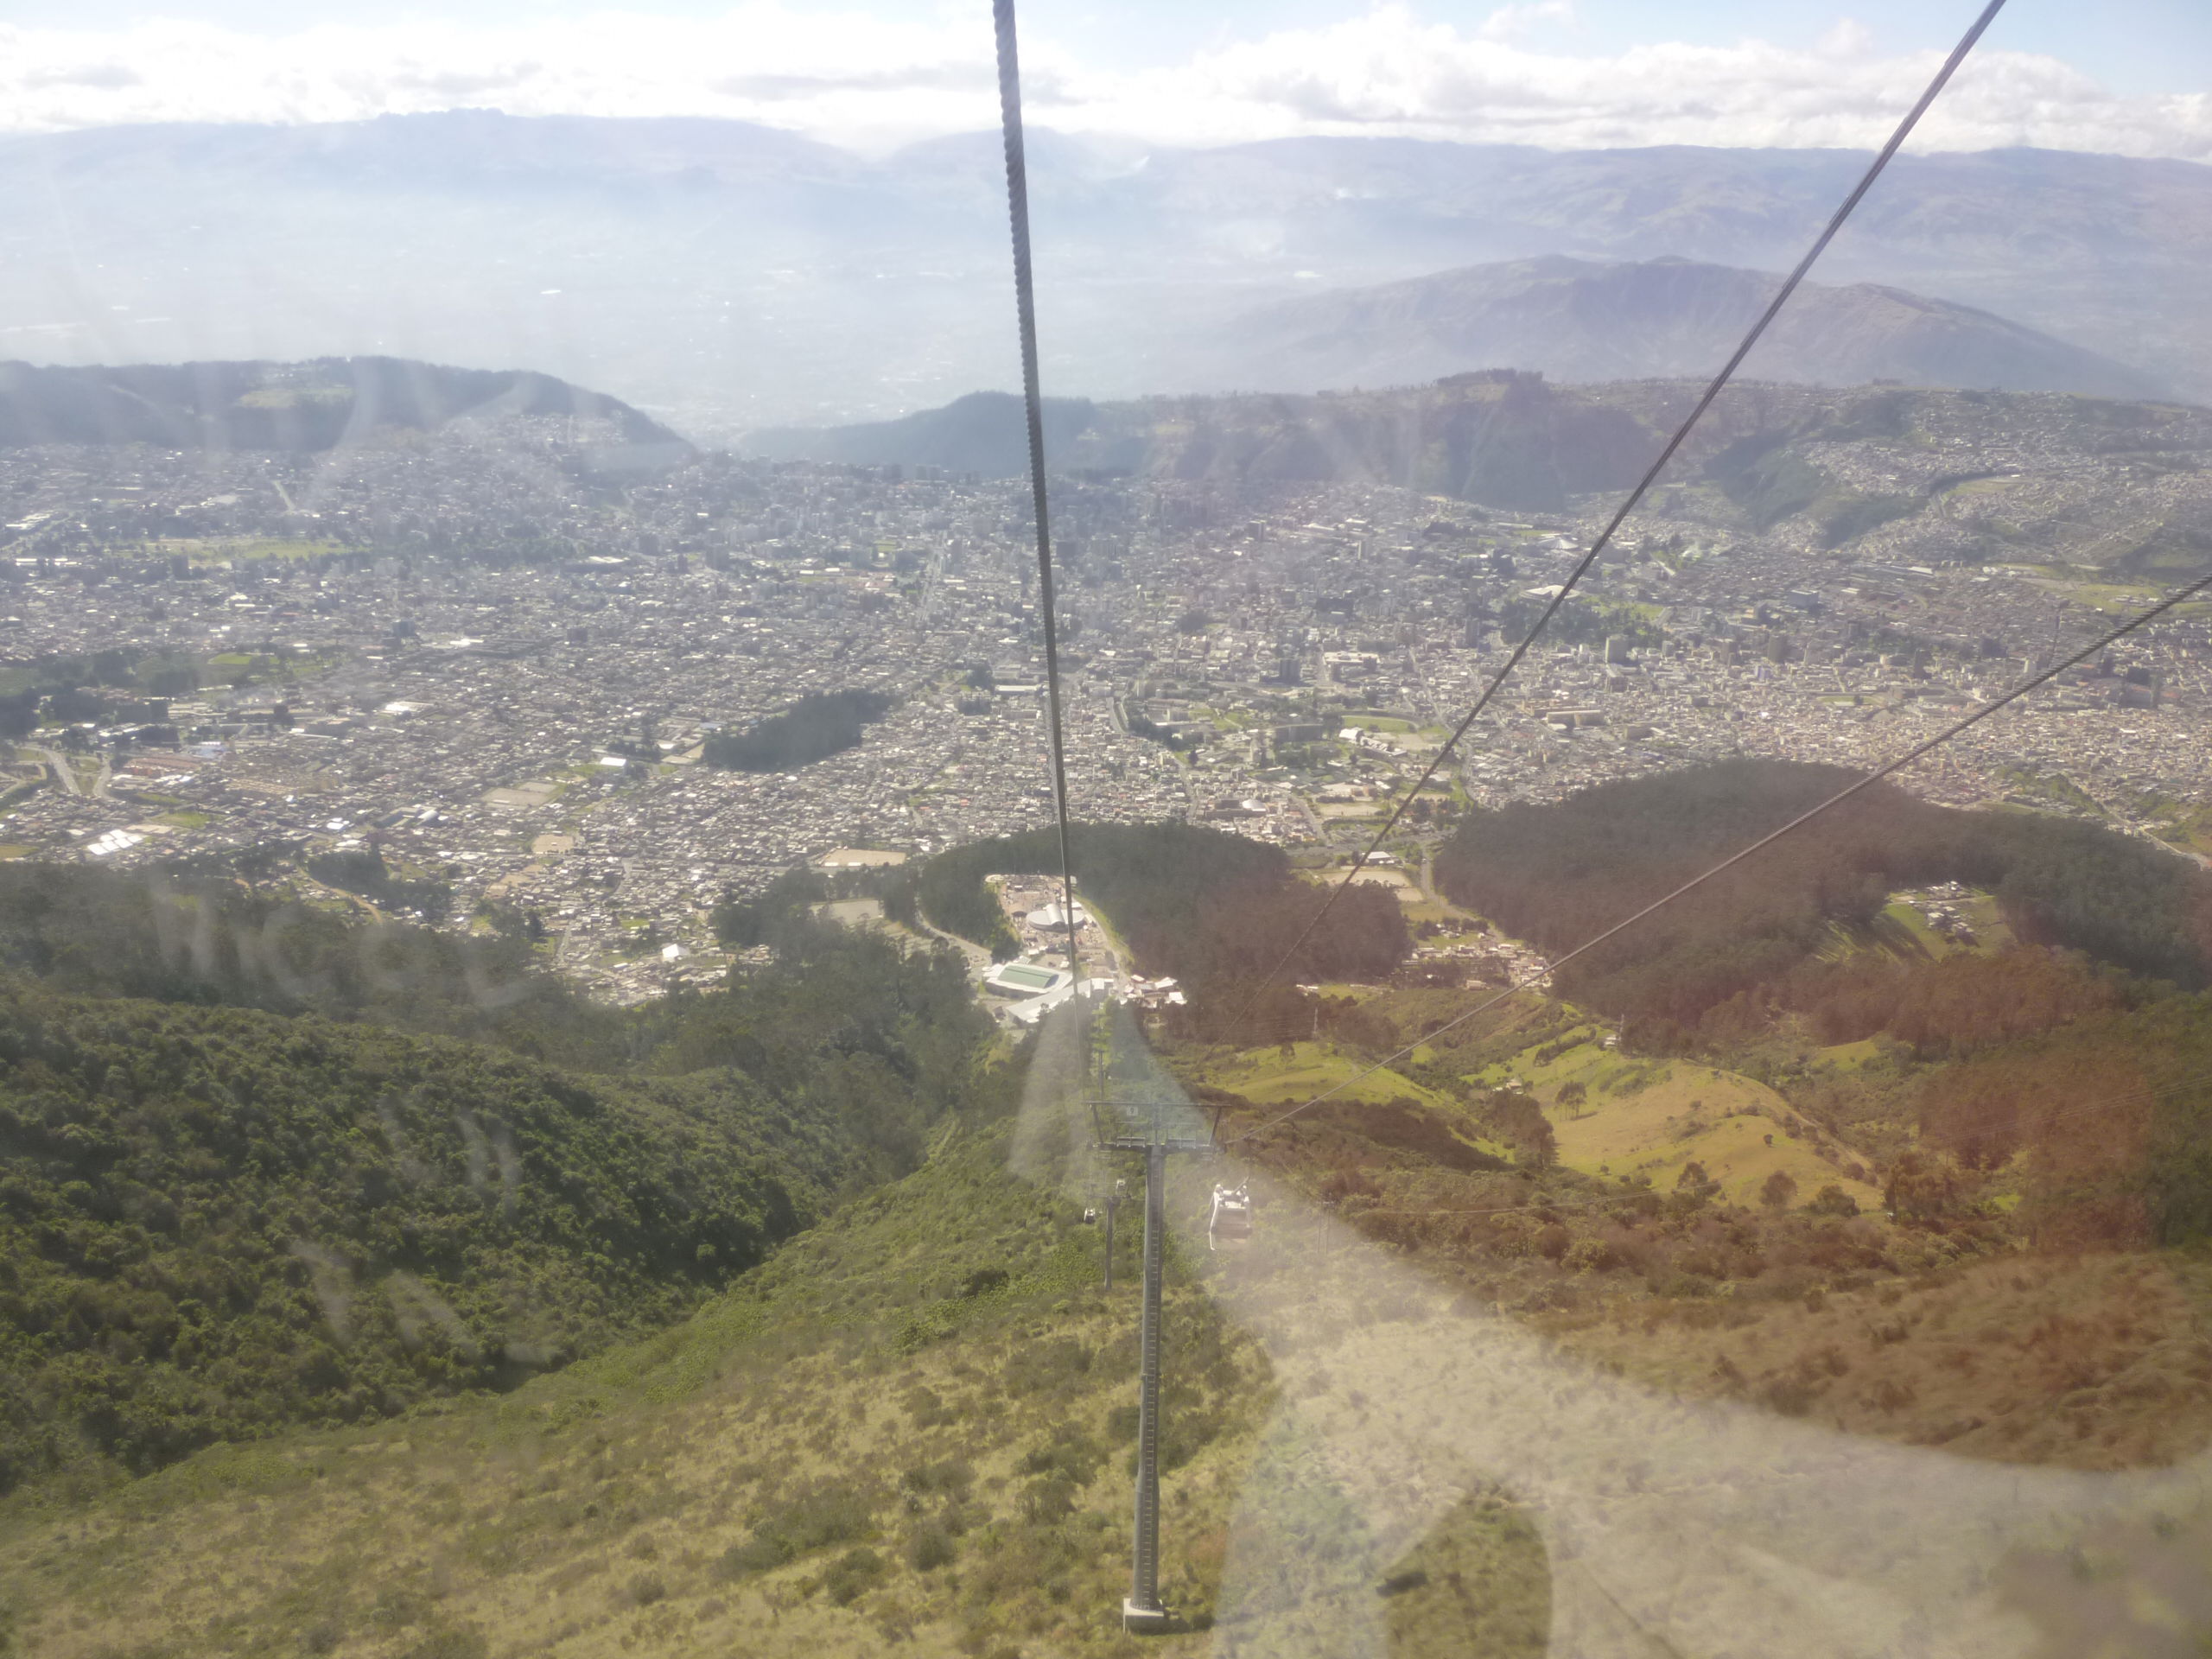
[1081,998,1214,1635]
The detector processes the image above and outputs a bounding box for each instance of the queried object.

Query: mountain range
[1196,255,2168,402]
[0,356,688,461]
[3,114,2209,433]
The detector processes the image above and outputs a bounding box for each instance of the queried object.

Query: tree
[1759,1170,1799,1210]
[1806,1184,1859,1217]
[1885,1152,1968,1225]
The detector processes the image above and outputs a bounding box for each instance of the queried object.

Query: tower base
[1122,1598,1174,1635]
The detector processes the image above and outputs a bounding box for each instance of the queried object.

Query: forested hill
[1436,760,2212,1036]
[0,984,826,1492]
[0,861,627,1071]
[0,859,997,1494]
[0,357,690,457]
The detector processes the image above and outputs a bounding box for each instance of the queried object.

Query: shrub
[1020,1475,1077,1524]
[1807,1184,1859,1217]
[1018,1432,1102,1485]
[1760,1374,1820,1416]
[629,1573,667,1607]
[1562,1236,1617,1274]
[1675,1161,1719,1200]
[721,1484,872,1575]
[958,1267,1009,1299]
[1865,1376,1917,1413]
[1760,1171,1799,1211]
[823,1547,886,1605]
[900,1458,972,1496]
[907,1524,958,1573]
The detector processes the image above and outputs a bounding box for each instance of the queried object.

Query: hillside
[752,376,2212,570]
[902,821,1407,990]
[0,982,842,1494]
[13,991,2212,1656]
[0,358,689,459]
[0,1113,1338,1659]
[0,858,995,1496]
[1204,256,2166,401]
[748,372,1656,512]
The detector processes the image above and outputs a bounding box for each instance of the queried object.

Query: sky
[1,0,2207,159]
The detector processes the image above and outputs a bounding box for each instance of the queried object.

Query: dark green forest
[0,862,621,1069]
[1435,760,2210,1033]
[303,847,453,922]
[702,690,894,772]
[900,821,1408,996]
[0,860,997,1494]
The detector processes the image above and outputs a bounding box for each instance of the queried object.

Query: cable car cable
[994,0,1084,984]
[1207,0,2011,1117]
[1225,556,2212,1148]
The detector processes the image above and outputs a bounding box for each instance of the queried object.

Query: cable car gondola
[1208,1184,1253,1251]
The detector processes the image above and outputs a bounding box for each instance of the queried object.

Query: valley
[3,83,2212,1659]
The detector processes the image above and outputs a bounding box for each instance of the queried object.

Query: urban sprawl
[1,414,2206,1003]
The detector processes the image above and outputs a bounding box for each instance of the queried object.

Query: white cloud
[1477,2,1575,45]
[0,3,2206,162]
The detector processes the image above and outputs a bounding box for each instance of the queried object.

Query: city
[0,403,2204,1004]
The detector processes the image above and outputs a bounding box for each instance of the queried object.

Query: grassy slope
[0,1102,1560,1659]
[0,1117,1284,1658]
[1471,1033,1885,1210]
[1201,1031,2212,1478]
[1198,1041,1452,1110]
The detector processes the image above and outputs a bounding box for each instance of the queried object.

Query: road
[34,746,80,797]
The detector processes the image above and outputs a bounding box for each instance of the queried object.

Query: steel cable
[1209,0,2011,1114]
[1227,559,2212,1147]
[994,0,1084,982]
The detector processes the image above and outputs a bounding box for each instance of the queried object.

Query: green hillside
[0,982,882,1496]
[0,1115,1410,1659]
[0,855,997,1499]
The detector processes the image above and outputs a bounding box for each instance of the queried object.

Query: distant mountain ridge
[744,375,2212,574]
[0,356,690,460]
[5,115,2210,431]
[746,391,1100,477]
[1203,256,2168,402]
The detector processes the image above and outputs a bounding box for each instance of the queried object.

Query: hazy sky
[2,0,2207,158]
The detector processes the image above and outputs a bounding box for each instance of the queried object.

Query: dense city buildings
[2,413,2207,999]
